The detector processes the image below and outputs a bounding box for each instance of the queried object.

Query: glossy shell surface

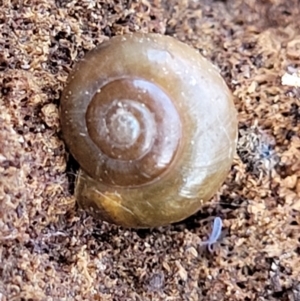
[60,33,238,228]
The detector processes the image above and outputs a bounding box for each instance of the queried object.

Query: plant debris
[1,0,300,300]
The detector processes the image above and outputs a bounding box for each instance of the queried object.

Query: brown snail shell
[60,33,238,228]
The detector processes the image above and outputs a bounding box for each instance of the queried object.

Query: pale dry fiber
[0,0,300,300]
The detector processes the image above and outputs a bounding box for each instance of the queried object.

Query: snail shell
[60,33,238,228]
